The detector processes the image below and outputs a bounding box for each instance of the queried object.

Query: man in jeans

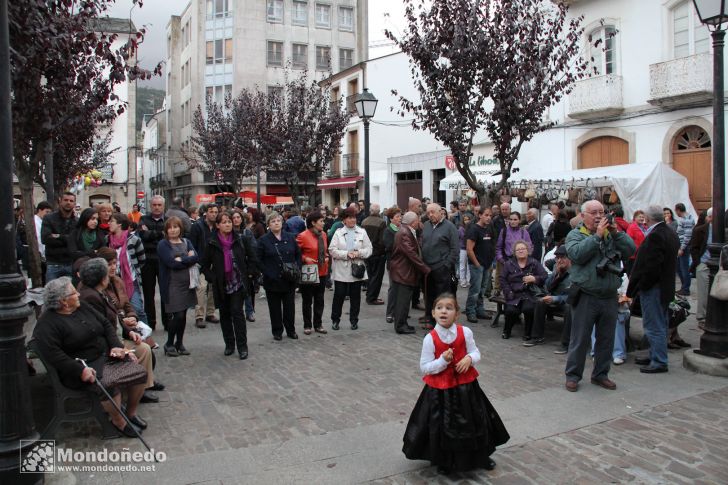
[41,192,78,281]
[465,207,495,323]
[627,206,680,373]
[674,203,695,296]
[526,245,572,348]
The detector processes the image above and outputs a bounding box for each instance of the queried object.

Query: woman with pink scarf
[108,213,147,323]
[200,211,259,360]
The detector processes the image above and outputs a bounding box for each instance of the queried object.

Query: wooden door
[578,136,629,169]
[672,126,712,211]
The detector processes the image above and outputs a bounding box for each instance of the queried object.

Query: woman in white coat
[329,207,373,330]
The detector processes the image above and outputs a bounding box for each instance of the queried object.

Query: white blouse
[419,323,481,375]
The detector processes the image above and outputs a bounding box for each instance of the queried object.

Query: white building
[161,0,369,206]
[78,18,139,209]
[323,0,726,214]
[141,106,168,210]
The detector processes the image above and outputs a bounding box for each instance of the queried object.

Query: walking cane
[76,358,159,461]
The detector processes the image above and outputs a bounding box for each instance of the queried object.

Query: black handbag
[275,243,301,284]
[351,262,366,279]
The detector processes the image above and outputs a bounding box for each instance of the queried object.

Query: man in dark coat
[138,195,167,330]
[362,203,387,305]
[389,212,431,334]
[189,203,219,327]
[526,208,545,262]
[627,205,680,374]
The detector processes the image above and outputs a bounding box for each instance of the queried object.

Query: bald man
[420,203,459,327]
[362,203,387,304]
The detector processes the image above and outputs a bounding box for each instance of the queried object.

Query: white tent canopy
[439,162,698,220]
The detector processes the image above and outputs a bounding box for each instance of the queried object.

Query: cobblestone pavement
[374,388,728,485]
[29,278,727,484]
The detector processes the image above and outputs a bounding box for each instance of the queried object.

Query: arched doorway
[578,136,629,169]
[672,126,712,211]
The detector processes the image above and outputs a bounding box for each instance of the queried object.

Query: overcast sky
[105,0,408,89]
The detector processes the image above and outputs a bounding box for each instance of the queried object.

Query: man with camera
[564,200,635,392]
[626,206,680,374]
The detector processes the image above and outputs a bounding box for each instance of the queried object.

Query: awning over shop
[317,176,363,189]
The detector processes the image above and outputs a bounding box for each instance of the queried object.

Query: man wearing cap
[525,245,572,347]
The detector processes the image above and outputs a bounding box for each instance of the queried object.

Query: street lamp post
[353,89,378,214]
[0,0,41,482]
[690,0,728,364]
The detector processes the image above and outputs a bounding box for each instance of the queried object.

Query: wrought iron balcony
[345,94,358,115]
[648,53,712,108]
[343,153,359,175]
[568,74,623,119]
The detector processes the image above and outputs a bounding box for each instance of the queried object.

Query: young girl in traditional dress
[402,293,510,474]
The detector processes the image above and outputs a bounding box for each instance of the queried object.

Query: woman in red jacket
[625,210,647,275]
[296,211,329,335]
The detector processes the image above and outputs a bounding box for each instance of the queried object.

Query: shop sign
[445,155,499,170]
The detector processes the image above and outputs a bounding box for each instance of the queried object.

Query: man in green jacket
[564,200,635,393]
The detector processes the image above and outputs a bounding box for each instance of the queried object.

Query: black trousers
[141,258,166,330]
[219,289,247,352]
[266,288,296,337]
[331,280,362,325]
[504,299,536,338]
[424,266,454,323]
[531,300,568,340]
[300,276,327,329]
[365,255,386,303]
[392,282,415,332]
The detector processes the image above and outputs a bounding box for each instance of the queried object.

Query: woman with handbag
[296,210,329,335]
[258,211,302,340]
[201,211,258,359]
[157,216,199,357]
[329,207,373,331]
[499,240,548,340]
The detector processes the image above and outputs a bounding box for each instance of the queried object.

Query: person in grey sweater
[420,203,459,327]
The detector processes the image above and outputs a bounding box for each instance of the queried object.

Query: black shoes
[164,345,178,357]
[224,346,234,356]
[239,351,248,360]
[640,365,668,374]
[523,338,545,347]
[150,381,165,391]
[273,335,283,341]
[501,333,510,339]
[396,326,416,334]
[351,322,358,330]
[386,315,394,323]
[140,392,159,404]
[176,345,190,356]
[129,415,148,429]
[115,423,140,437]
[287,333,299,340]
[332,321,340,331]
[466,315,478,323]
[484,458,496,470]
[205,316,220,323]
[634,357,651,366]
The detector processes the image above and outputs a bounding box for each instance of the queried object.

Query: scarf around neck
[217,231,235,281]
[109,230,134,300]
[310,228,325,264]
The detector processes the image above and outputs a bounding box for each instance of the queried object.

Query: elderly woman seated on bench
[77,254,159,403]
[32,277,149,437]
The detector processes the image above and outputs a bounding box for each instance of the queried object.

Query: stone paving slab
[32,279,727,484]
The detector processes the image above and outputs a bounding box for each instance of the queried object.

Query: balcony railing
[648,53,712,108]
[568,74,623,119]
[343,153,359,175]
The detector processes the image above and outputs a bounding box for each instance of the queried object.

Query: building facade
[160,0,369,206]
[321,0,726,214]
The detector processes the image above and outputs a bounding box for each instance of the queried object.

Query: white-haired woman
[32,277,149,436]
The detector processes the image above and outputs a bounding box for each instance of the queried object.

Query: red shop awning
[316,176,363,189]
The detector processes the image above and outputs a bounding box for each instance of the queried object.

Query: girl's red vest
[423,324,479,389]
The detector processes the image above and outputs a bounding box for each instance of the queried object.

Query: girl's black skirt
[402,380,510,471]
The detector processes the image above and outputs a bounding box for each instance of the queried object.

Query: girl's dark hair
[663,207,675,220]
[432,293,460,312]
[78,208,98,231]
[110,212,130,230]
[509,211,521,220]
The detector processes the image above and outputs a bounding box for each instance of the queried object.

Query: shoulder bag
[274,241,301,284]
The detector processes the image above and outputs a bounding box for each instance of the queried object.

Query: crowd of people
[22,188,721,451]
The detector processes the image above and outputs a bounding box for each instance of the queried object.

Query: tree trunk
[18,170,43,288]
